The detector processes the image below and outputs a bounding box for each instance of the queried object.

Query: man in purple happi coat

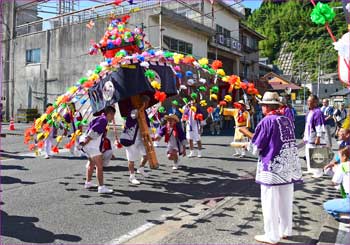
[304,95,329,178]
[246,92,302,244]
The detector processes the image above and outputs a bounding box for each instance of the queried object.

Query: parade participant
[333,103,347,138]
[245,91,302,244]
[279,97,295,124]
[223,100,250,158]
[321,99,333,147]
[149,104,163,148]
[43,103,56,159]
[209,103,221,135]
[63,103,83,156]
[120,95,151,185]
[155,114,187,170]
[304,95,329,178]
[324,128,350,176]
[323,146,350,221]
[79,106,115,194]
[183,100,203,158]
[85,136,115,168]
[168,100,182,119]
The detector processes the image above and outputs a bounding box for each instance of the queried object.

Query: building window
[163,36,192,55]
[216,24,230,38]
[26,48,41,64]
[325,89,327,93]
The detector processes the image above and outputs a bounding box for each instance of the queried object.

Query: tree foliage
[246,0,347,82]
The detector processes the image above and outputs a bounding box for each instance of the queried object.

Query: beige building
[1,0,264,120]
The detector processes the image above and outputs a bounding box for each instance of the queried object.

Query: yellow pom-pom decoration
[222,76,229,82]
[56,136,63,143]
[342,116,350,129]
[217,69,226,77]
[200,100,207,107]
[37,133,45,141]
[198,58,209,66]
[151,81,161,90]
[210,94,218,100]
[151,127,157,134]
[190,106,197,112]
[224,95,232,102]
[75,130,82,136]
[179,108,184,114]
[68,86,78,95]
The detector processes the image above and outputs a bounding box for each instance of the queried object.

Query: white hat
[259,92,282,105]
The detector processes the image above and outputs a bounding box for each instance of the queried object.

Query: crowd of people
[40,92,349,244]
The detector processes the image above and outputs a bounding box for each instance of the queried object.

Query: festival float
[24,1,261,167]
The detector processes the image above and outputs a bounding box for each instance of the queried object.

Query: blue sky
[242,0,263,10]
[38,0,263,19]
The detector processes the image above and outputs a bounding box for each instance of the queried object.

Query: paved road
[0,125,347,244]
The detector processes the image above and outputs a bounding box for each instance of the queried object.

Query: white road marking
[335,220,350,244]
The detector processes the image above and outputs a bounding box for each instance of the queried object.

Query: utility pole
[2,1,15,121]
[317,53,321,98]
[10,0,16,119]
[159,0,163,49]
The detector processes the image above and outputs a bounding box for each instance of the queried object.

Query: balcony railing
[211,34,242,52]
[161,0,213,29]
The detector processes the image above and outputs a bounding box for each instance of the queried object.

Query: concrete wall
[203,1,241,40]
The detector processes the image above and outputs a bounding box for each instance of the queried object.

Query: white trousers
[44,133,54,156]
[261,184,294,243]
[305,144,324,176]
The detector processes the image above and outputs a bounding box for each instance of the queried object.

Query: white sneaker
[98,185,113,194]
[153,142,159,147]
[44,154,50,159]
[254,235,278,244]
[188,151,194,158]
[84,182,98,189]
[232,153,240,157]
[172,161,178,170]
[137,167,149,177]
[197,151,202,158]
[129,176,141,185]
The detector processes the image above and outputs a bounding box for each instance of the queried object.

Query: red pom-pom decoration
[207,106,214,114]
[211,60,223,70]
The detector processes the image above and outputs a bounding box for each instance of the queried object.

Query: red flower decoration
[29,144,35,151]
[42,123,51,132]
[233,102,243,109]
[83,81,95,88]
[211,60,223,70]
[122,15,131,23]
[114,0,123,6]
[45,106,55,115]
[51,146,59,153]
[248,83,255,89]
[24,136,31,145]
[182,56,195,64]
[182,115,189,121]
[154,91,167,102]
[37,141,44,149]
[219,101,227,107]
[240,83,248,90]
[195,113,204,121]
[207,106,214,114]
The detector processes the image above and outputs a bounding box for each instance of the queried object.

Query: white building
[304,73,344,100]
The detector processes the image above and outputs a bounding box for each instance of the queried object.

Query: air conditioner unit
[237,42,242,50]
[225,38,230,47]
[232,41,237,49]
[218,35,224,45]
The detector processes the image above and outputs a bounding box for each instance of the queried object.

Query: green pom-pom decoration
[211,86,219,94]
[198,86,207,92]
[158,106,166,113]
[172,100,179,106]
[78,77,88,85]
[144,69,156,80]
[53,103,58,108]
[61,103,67,108]
[94,65,102,74]
[150,118,154,124]
[208,68,216,75]
[82,119,89,125]
[191,92,198,100]
[183,98,189,104]
[202,64,209,69]
[310,2,335,25]
[164,51,174,58]
[47,119,53,125]
[75,121,82,127]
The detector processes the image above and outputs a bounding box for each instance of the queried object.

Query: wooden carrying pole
[131,95,159,169]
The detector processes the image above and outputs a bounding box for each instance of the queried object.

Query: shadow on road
[1,176,35,185]
[1,210,82,243]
